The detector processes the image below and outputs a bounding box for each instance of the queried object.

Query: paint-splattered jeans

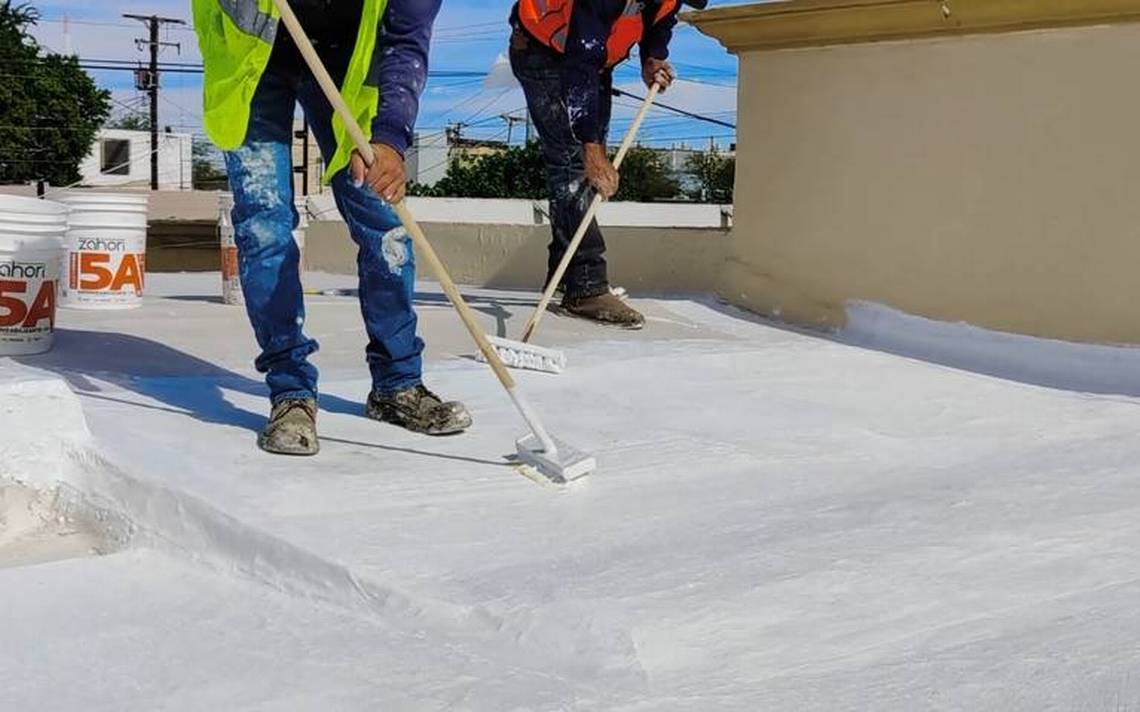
[223,39,423,404]
[510,34,612,299]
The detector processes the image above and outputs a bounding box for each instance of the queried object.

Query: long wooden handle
[392,202,517,390]
[520,83,660,343]
[270,0,516,390]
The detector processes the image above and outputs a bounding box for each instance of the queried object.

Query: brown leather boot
[561,292,645,329]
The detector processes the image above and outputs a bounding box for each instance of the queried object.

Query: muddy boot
[561,291,645,329]
[366,384,472,436]
[258,397,319,456]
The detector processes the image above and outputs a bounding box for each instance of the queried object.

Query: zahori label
[65,235,146,306]
[0,259,56,343]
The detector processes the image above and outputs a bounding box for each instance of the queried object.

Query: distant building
[406,131,450,187]
[79,129,193,191]
[405,131,513,187]
[654,143,736,195]
[449,135,511,159]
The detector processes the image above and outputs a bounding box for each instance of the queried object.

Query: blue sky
[26,0,738,150]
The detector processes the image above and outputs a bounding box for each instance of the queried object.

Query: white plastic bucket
[0,195,67,356]
[219,193,308,307]
[59,192,149,310]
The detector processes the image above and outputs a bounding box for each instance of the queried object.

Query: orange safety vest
[518,0,678,67]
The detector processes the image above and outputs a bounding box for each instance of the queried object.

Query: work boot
[366,384,472,436]
[561,291,645,329]
[258,397,319,456]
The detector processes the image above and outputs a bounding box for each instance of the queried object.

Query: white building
[406,131,449,187]
[79,129,193,191]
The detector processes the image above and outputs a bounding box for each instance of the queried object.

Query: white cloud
[483,53,519,91]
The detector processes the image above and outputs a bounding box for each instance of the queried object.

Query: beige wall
[720,22,1140,343]
[305,221,729,293]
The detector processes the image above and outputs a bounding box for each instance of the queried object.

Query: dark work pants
[510,37,612,299]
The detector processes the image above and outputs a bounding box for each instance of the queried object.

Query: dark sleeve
[639,6,678,62]
[563,2,611,145]
[370,0,442,155]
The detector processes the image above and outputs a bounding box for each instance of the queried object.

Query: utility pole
[62,14,73,56]
[500,114,527,145]
[125,14,186,191]
[446,122,465,146]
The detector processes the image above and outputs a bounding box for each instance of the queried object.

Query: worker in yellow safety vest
[194,0,471,456]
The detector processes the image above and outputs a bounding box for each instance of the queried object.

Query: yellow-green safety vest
[191,0,387,181]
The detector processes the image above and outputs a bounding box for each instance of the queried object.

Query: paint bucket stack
[218,193,309,307]
[59,192,149,310]
[0,195,67,356]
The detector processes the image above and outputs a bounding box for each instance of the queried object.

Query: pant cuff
[370,377,422,398]
[271,389,318,405]
[564,282,609,300]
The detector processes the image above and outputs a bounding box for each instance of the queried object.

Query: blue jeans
[223,38,423,404]
[510,29,612,299]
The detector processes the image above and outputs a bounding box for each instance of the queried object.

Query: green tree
[612,145,679,202]
[0,1,111,185]
[415,141,547,199]
[685,150,735,203]
[414,140,682,202]
[192,137,228,190]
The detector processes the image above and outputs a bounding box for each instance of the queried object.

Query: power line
[2,56,493,79]
[634,133,735,144]
[458,87,514,126]
[39,15,196,31]
[433,20,505,33]
[611,87,736,129]
[432,35,510,45]
[159,92,199,119]
[37,57,202,68]
[433,27,507,39]
[38,15,507,35]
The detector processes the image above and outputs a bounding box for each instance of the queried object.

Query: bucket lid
[0,194,68,220]
[59,191,149,211]
[0,197,67,253]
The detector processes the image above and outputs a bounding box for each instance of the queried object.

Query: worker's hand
[350,143,406,204]
[583,142,619,199]
[641,57,676,92]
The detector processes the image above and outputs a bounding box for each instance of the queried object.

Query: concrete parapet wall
[305,221,730,293]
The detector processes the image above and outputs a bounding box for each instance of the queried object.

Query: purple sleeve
[563,2,610,145]
[639,6,677,62]
[370,0,442,155]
